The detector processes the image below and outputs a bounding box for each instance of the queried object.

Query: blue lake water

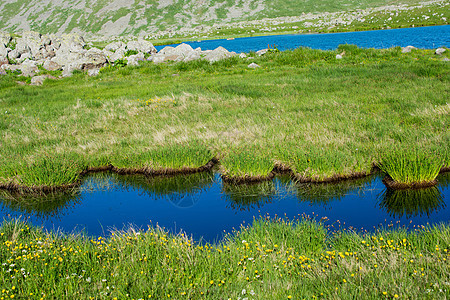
[1,172,449,243]
[155,25,449,52]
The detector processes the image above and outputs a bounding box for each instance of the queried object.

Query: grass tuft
[221,149,274,177]
[17,154,81,187]
[379,149,443,185]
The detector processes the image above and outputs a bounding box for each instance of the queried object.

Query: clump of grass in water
[379,150,443,188]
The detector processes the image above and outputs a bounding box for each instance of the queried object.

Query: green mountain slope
[0,0,448,40]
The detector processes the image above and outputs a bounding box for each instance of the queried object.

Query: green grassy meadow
[0,218,449,299]
[0,45,449,187]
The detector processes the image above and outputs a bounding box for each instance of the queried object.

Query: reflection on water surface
[1,172,449,243]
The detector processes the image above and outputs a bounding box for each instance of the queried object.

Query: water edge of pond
[0,171,449,243]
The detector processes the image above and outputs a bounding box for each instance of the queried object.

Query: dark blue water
[1,172,449,243]
[155,25,449,52]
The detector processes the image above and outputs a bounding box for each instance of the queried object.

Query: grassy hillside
[0,0,448,40]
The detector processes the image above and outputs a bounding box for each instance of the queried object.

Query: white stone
[43,60,61,71]
[401,46,417,53]
[256,49,268,56]
[435,48,446,55]
[126,39,156,54]
[247,62,260,68]
[105,41,124,52]
[88,68,100,76]
[203,46,234,63]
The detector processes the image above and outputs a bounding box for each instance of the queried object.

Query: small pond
[155,25,449,52]
[1,172,449,243]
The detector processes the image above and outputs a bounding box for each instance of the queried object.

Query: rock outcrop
[0,30,257,84]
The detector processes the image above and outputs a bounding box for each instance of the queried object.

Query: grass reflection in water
[82,171,215,208]
[221,181,276,211]
[0,189,82,220]
[291,176,375,205]
[377,186,445,219]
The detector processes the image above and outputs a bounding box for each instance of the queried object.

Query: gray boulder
[30,75,46,86]
[159,43,198,62]
[52,49,86,67]
[102,49,114,60]
[335,54,343,59]
[183,51,201,62]
[127,53,145,66]
[0,31,11,47]
[401,45,417,53]
[204,46,235,63]
[18,52,33,63]
[16,31,43,59]
[158,46,175,55]
[256,49,268,56]
[105,41,124,52]
[7,49,20,60]
[2,64,21,73]
[152,55,166,64]
[239,53,247,58]
[54,33,86,55]
[435,48,446,55]
[20,60,38,76]
[3,60,38,77]
[0,44,7,57]
[248,62,260,68]
[30,74,56,85]
[109,48,125,62]
[152,45,185,63]
[15,40,31,56]
[0,56,8,68]
[53,47,106,71]
[81,48,107,69]
[87,68,100,76]
[40,47,56,59]
[126,39,157,54]
[43,60,61,71]
[62,63,81,77]
[41,34,51,46]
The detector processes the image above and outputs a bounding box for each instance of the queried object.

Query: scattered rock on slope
[435,47,446,55]
[0,31,240,81]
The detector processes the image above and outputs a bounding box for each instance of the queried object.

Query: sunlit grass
[0,46,449,185]
[110,143,213,170]
[16,154,81,187]
[0,218,449,299]
[379,150,444,185]
[221,149,274,177]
